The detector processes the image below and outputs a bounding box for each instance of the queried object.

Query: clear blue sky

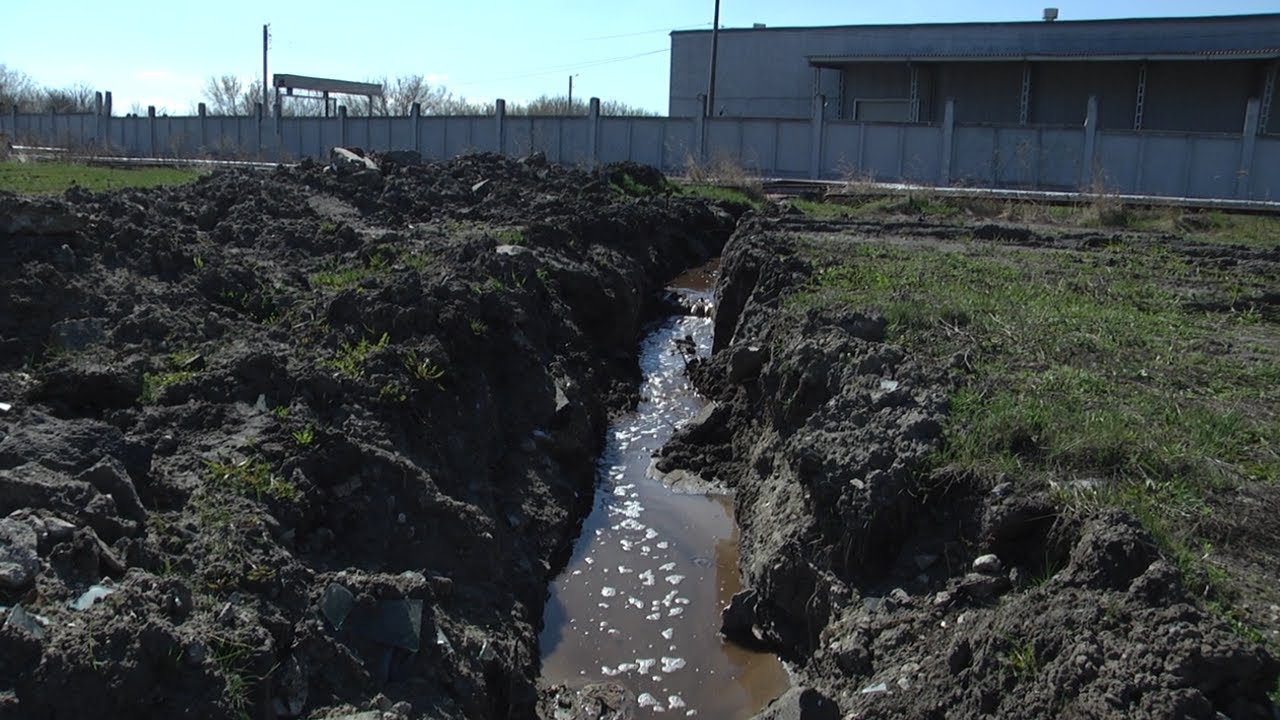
[5,0,1278,114]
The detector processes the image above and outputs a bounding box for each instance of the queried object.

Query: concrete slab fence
[3,92,1277,201]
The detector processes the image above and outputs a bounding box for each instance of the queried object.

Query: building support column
[1019,62,1031,126]
[939,98,955,186]
[1080,95,1099,190]
[1237,97,1261,199]
[810,94,825,180]
[909,63,920,123]
[1259,62,1277,136]
[1133,62,1148,130]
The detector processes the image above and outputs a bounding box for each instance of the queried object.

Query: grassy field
[790,228,1279,639]
[0,161,202,194]
[797,192,1280,249]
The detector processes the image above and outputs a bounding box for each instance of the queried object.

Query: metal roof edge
[669,13,1280,36]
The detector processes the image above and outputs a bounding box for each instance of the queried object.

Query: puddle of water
[540,264,790,718]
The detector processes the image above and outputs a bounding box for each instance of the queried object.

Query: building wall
[670,16,1280,132]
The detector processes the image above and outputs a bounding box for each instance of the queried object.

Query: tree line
[0,65,658,117]
[202,74,659,117]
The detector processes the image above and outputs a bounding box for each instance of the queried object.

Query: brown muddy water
[540,263,790,717]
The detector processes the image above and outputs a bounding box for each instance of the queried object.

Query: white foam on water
[657,541,669,549]
[638,693,662,710]
[639,570,655,586]
[668,607,684,617]
[659,562,676,571]
[628,597,644,609]
[661,628,674,639]
[665,574,685,585]
[668,695,686,709]
[601,587,617,597]
[644,528,659,540]
[662,657,686,673]
[637,658,656,673]
[618,566,633,574]
[646,612,661,621]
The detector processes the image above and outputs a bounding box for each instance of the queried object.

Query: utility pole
[262,24,270,116]
[568,75,574,113]
[706,0,721,117]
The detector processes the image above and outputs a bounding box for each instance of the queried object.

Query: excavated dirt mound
[0,153,738,719]
[659,219,1279,719]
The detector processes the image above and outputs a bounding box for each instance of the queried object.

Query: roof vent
[753,22,766,28]
[1043,7,1059,21]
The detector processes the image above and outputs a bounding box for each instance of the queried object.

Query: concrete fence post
[338,106,348,147]
[147,106,157,157]
[940,98,956,186]
[411,102,422,153]
[102,92,112,151]
[254,102,264,158]
[1237,97,1261,199]
[810,94,825,180]
[273,100,284,160]
[1080,95,1099,190]
[197,103,207,155]
[495,99,506,155]
[588,97,601,168]
[94,92,104,148]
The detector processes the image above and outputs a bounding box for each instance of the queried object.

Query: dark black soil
[0,152,738,719]
[659,218,1280,719]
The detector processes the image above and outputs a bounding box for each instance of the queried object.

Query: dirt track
[0,154,734,719]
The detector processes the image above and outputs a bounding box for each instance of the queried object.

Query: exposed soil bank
[0,155,737,718]
[659,218,1279,719]
[539,264,789,718]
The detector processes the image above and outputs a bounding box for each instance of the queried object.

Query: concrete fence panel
[597,118,628,164]
[4,100,1273,204]
[1251,137,1280,200]
[901,125,943,183]
[704,118,743,162]
[952,126,998,186]
[1185,136,1241,199]
[1137,135,1193,197]
[1039,129,1085,190]
[623,118,668,170]
[776,120,811,176]
[1096,133,1142,191]
[661,119,696,172]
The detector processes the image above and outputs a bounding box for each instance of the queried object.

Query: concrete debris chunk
[4,605,46,639]
[321,583,355,629]
[0,518,40,590]
[345,598,423,652]
[972,554,1003,575]
[71,584,116,611]
[330,147,378,172]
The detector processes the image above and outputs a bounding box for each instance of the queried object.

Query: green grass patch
[327,332,390,379]
[679,183,763,210]
[204,457,297,502]
[792,238,1280,609]
[0,161,201,194]
[310,250,396,290]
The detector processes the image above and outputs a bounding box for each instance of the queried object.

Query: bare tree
[201,75,264,116]
[505,94,658,117]
[0,64,38,111]
[42,83,97,113]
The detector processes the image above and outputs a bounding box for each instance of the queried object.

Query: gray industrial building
[669,13,1280,135]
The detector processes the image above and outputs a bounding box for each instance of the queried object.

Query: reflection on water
[539,270,789,718]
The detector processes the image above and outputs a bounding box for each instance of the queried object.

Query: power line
[582,22,711,41]
[454,48,670,86]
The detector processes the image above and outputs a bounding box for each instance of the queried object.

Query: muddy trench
[539,262,789,718]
